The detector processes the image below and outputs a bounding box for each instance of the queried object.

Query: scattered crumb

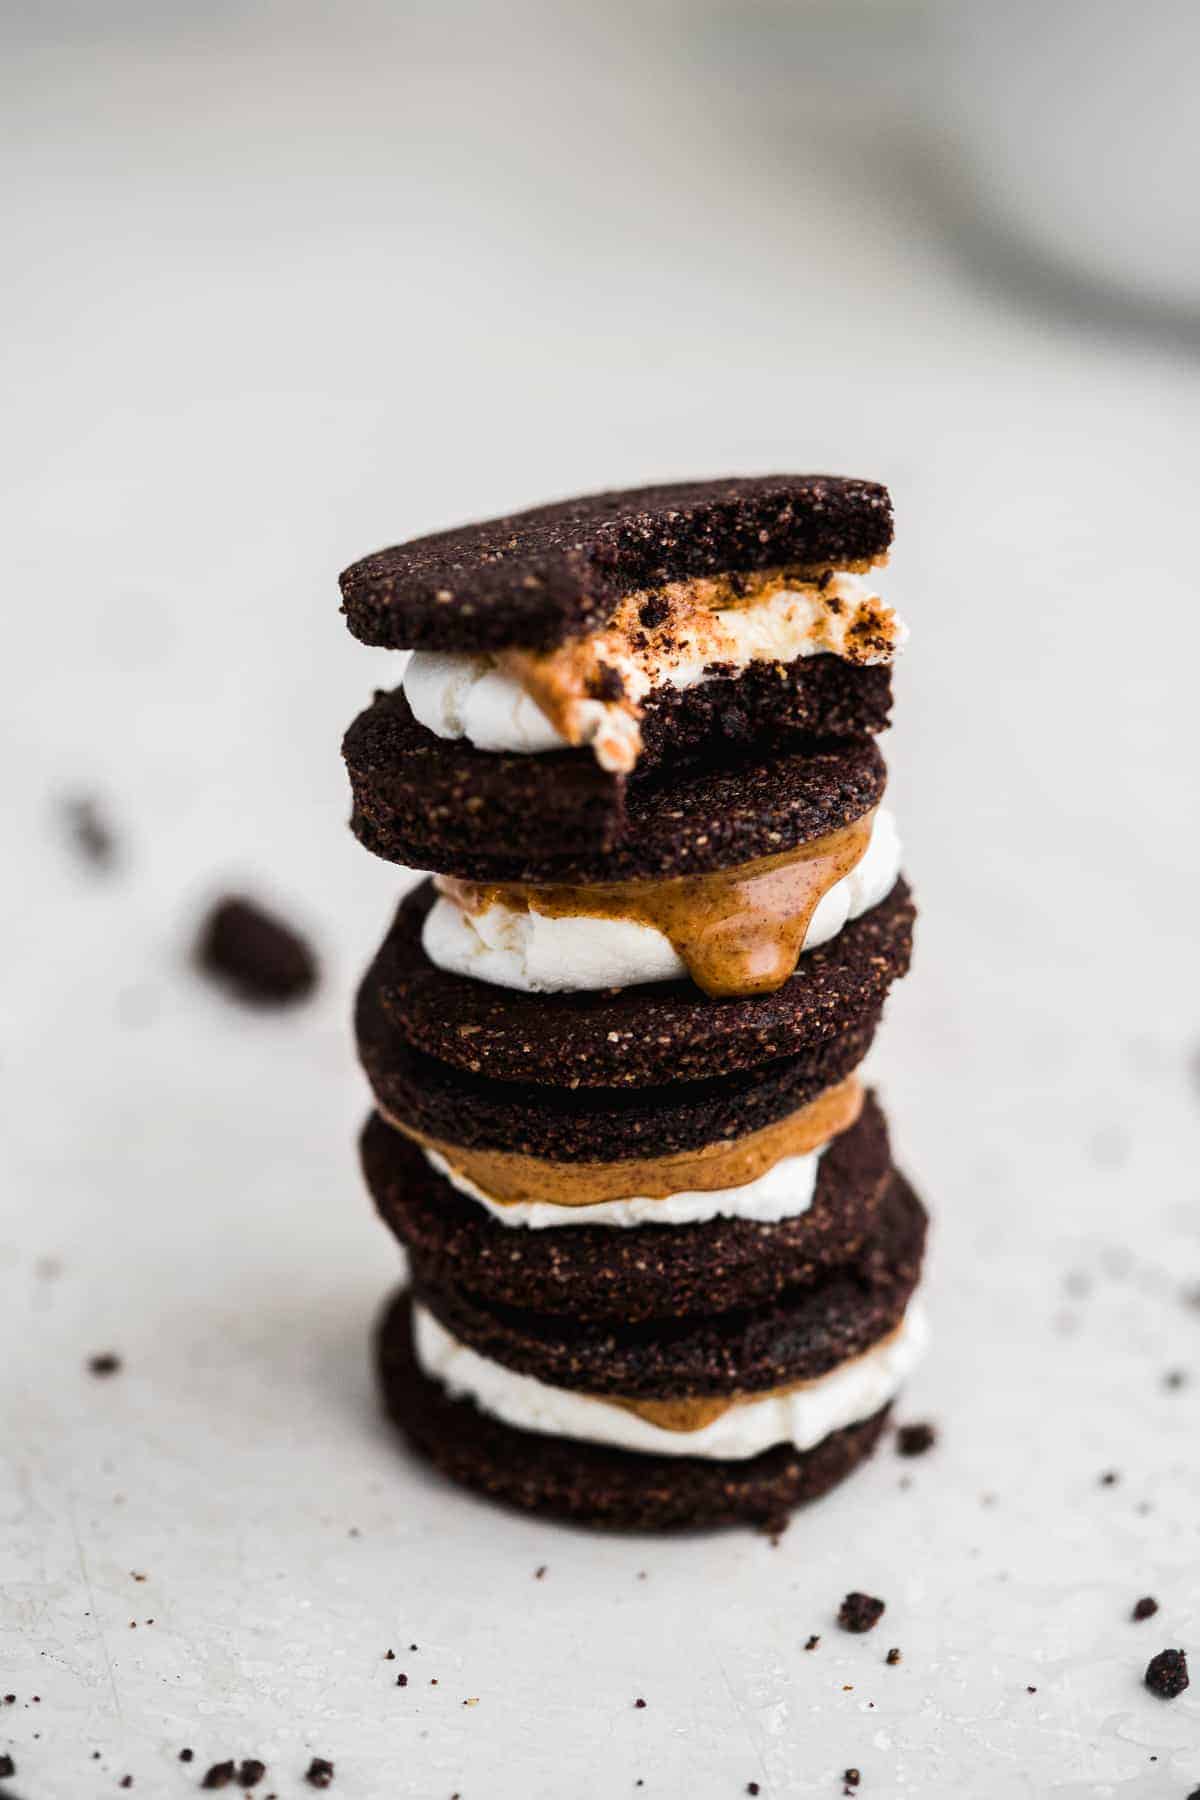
[194,896,318,1008]
[843,1773,861,1794]
[179,1750,194,1763]
[1144,1648,1189,1699]
[62,795,118,869]
[202,1765,236,1791]
[384,1650,394,1660]
[747,1785,760,1796]
[885,1648,901,1666]
[396,1674,407,1688]
[88,1354,122,1377]
[1027,1686,1037,1694]
[120,1780,133,1791]
[1099,1471,1119,1487]
[1164,1370,1188,1390]
[410,1644,418,1652]
[634,1698,647,1709]
[1132,1597,1159,1622]
[804,1635,820,1652]
[237,1760,266,1788]
[0,1756,15,1780]
[535,1566,547,1580]
[838,1593,885,1634]
[305,1759,334,1789]
[896,1422,936,1458]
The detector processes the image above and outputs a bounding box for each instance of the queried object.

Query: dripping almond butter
[437,809,875,999]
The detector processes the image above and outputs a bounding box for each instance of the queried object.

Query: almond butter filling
[607,1322,905,1432]
[498,559,897,773]
[385,1075,862,1207]
[438,809,875,999]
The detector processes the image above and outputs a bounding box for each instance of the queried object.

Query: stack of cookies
[341,477,927,1532]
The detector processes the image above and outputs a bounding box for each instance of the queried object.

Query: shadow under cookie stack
[341,476,927,1532]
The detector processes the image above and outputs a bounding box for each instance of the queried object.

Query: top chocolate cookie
[340,475,893,654]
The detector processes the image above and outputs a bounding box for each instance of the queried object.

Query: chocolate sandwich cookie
[341,475,893,653]
[411,1170,925,1398]
[377,1287,892,1531]
[344,693,887,881]
[363,1090,894,1323]
[357,875,914,1088]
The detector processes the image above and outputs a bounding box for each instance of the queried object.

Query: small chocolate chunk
[1144,1648,1188,1698]
[838,1592,885,1634]
[237,1761,267,1788]
[885,1647,901,1666]
[843,1774,861,1793]
[1132,1596,1159,1621]
[195,896,318,1007]
[179,1750,194,1763]
[202,1765,236,1790]
[88,1353,121,1377]
[305,1759,334,1789]
[895,1422,936,1458]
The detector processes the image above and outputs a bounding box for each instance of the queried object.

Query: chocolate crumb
[0,1756,15,1780]
[535,1566,546,1580]
[1132,1597,1159,1621]
[747,1785,760,1795]
[588,663,626,702]
[844,1771,861,1793]
[885,1648,901,1666]
[1099,1470,1119,1487]
[410,1643,418,1651]
[384,1650,394,1660]
[804,1635,820,1651]
[88,1353,122,1377]
[202,1765,236,1791]
[634,1697,646,1709]
[194,896,318,1008]
[120,1780,133,1791]
[179,1750,194,1763]
[896,1422,936,1458]
[1145,1648,1188,1698]
[396,1674,407,1687]
[1027,1686,1037,1694]
[1164,1370,1187,1390]
[305,1759,334,1789]
[237,1761,267,1788]
[639,594,671,630]
[63,795,117,869]
[838,1593,885,1634]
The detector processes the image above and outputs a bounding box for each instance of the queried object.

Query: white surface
[2,4,1199,1797]
[423,1138,824,1229]
[413,1302,929,1460]
[422,807,901,992]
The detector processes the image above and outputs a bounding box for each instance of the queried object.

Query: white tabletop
[3,7,1199,1796]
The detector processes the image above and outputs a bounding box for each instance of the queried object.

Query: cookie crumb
[535,1566,547,1580]
[0,1757,15,1781]
[195,896,318,1008]
[1132,1596,1159,1622]
[120,1781,133,1791]
[396,1674,407,1688]
[747,1785,760,1796]
[896,1423,936,1457]
[305,1759,334,1789]
[804,1635,820,1652]
[1164,1370,1187,1390]
[838,1593,885,1634]
[179,1750,194,1763]
[1145,1648,1188,1698]
[843,1771,861,1793]
[1026,1686,1037,1694]
[1099,1470,1119,1487]
[202,1765,236,1791]
[634,1697,646,1709]
[63,795,118,869]
[88,1353,122,1377]
[885,1648,901,1666]
[384,1650,394,1660]
[237,1760,267,1788]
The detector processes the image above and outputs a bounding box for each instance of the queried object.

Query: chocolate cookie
[413,1170,925,1398]
[358,877,913,1088]
[377,1288,892,1531]
[341,475,893,653]
[357,994,880,1160]
[364,1091,894,1323]
[344,690,886,880]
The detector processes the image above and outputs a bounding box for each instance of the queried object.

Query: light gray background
[3,4,1199,1795]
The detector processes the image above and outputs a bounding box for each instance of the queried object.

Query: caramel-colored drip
[385,1077,862,1208]
[610,1323,904,1432]
[441,811,875,999]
